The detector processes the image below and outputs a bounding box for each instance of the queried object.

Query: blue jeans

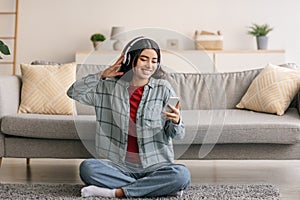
[79,159,191,197]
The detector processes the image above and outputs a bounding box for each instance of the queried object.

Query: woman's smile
[141,67,153,75]
[131,49,158,86]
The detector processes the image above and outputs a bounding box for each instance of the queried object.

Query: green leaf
[247,23,273,36]
[0,42,11,55]
[90,33,106,42]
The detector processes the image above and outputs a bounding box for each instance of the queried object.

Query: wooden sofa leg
[26,158,30,166]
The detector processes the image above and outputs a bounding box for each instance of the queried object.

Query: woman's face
[132,49,158,80]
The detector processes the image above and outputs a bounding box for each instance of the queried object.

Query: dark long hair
[116,37,166,81]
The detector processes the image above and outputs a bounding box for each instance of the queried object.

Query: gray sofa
[1,66,300,167]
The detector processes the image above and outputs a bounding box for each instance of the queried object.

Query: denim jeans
[79,158,191,197]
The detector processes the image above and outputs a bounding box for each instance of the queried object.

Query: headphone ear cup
[123,52,130,66]
[122,54,127,65]
[126,54,131,66]
[122,36,145,66]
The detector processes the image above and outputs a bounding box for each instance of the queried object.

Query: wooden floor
[0,158,300,199]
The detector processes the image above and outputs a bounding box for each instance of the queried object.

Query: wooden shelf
[0,62,14,65]
[0,12,16,15]
[0,0,19,75]
[77,49,285,54]
[0,37,15,40]
[205,49,285,54]
[76,49,286,73]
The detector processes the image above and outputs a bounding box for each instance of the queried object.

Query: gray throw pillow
[31,60,62,65]
[279,63,299,70]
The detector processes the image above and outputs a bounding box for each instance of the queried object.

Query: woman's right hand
[100,55,124,79]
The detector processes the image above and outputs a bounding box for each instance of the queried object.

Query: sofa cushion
[1,114,95,140]
[176,108,300,145]
[18,63,76,115]
[29,62,108,115]
[279,62,299,70]
[2,109,299,144]
[236,64,300,115]
[31,60,62,65]
[165,69,262,110]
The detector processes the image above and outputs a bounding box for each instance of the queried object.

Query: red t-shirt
[126,85,144,163]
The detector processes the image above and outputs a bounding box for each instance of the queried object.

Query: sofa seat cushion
[2,109,299,144]
[1,114,95,140]
[178,108,300,145]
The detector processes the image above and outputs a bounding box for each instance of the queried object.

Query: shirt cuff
[172,117,184,127]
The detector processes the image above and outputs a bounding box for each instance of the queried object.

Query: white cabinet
[76,51,119,66]
[213,50,285,72]
[160,51,214,73]
[76,50,285,73]
[75,50,215,73]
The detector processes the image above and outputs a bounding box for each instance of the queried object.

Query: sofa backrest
[76,65,263,113]
[28,61,299,115]
[75,65,298,114]
[165,69,263,110]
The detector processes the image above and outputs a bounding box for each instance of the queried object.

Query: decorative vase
[110,26,126,50]
[93,41,102,51]
[113,40,124,51]
[256,36,268,50]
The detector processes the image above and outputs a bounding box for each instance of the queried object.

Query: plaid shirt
[67,73,185,168]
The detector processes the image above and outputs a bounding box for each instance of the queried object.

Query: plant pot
[92,41,103,51]
[256,36,268,50]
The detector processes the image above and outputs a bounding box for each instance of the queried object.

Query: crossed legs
[79,158,190,198]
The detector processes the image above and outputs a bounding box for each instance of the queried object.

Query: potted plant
[90,33,106,51]
[247,23,273,50]
[0,40,10,59]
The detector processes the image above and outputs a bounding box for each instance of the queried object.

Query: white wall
[2,0,300,74]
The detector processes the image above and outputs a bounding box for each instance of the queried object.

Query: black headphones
[122,36,161,71]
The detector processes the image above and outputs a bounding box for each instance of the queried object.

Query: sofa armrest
[0,75,21,119]
[0,75,20,157]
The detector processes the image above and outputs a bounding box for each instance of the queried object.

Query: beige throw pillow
[18,63,76,115]
[236,63,300,115]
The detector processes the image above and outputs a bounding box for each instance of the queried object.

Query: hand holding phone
[163,97,181,124]
[164,97,180,113]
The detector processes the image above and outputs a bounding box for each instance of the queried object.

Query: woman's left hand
[162,101,180,124]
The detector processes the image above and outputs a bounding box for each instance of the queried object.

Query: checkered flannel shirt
[67,73,185,168]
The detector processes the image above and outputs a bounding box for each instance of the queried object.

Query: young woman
[67,36,190,198]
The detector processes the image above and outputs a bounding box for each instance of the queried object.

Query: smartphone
[164,97,180,113]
